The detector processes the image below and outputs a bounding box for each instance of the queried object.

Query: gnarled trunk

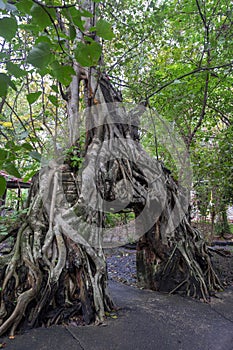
[136,172,222,300]
[0,71,121,336]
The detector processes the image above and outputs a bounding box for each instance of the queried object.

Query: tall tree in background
[104,0,233,226]
[0,0,227,336]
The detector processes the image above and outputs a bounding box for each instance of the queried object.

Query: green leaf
[0,73,15,97]
[29,151,41,162]
[96,19,115,40]
[27,91,42,105]
[27,42,53,69]
[48,95,59,107]
[15,0,32,14]
[0,17,17,41]
[21,142,33,151]
[6,62,27,78]
[62,8,84,31]
[3,163,21,178]
[110,315,118,319]
[35,35,52,45]
[50,61,75,86]
[23,169,37,182]
[80,9,93,18]
[31,4,55,29]
[75,42,102,67]
[0,149,8,160]
[0,73,8,97]
[69,24,76,41]
[51,84,59,93]
[8,79,17,91]
[84,35,95,43]
[18,131,29,140]
[0,52,8,60]
[0,175,6,197]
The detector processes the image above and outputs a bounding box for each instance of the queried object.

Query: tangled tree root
[0,93,224,336]
[136,172,222,302]
[0,168,114,337]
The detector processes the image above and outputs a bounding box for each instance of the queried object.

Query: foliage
[104,0,233,220]
[0,207,28,236]
[0,0,114,195]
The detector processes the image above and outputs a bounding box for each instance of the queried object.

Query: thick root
[0,168,113,337]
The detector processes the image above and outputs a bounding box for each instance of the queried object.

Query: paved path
[1,282,233,350]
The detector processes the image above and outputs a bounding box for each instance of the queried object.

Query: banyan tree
[0,0,222,336]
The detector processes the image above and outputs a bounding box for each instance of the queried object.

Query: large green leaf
[69,24,76,41]
[18,131,29,140]
[0,17,17,41]
[29,151,41,162]
[27,91,42,104]
[50,61,75,86]
[15,0,32,14]
[96,19,115,40]
[0,73,16,97]
[35,35,52,46]
[31,4,55,29]
[75,42,102,67]
[27,42,53,69]
[0,149,8,160]
[48,95,59,107]
[64,8,85,31]
[21,142,33,151]
[0,73,9,97]
[0,175,6,197]
[3,163,21,178]
[6,62,27,78]
[51,84,59,93]
[80,9,93,18]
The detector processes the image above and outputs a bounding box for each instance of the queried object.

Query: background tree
[104,0,233,233]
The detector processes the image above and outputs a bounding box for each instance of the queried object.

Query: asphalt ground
[1,281,233,350]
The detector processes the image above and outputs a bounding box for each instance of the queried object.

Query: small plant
[64,145,84,170]
[214,221,231,238]
[0,208,28,236]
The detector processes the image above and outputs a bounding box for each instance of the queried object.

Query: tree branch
[144,61,233,101]
[107,35,150,74]
[188,72,209,146]
[31,0,75,9]
[206,104,231,126]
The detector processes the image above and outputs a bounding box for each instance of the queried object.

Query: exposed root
[136,173,223,301]
[0,166,113,337]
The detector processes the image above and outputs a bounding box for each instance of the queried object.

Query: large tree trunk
[0,72,122,336]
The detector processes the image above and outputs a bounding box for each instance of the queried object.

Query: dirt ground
[105,245,233,289]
